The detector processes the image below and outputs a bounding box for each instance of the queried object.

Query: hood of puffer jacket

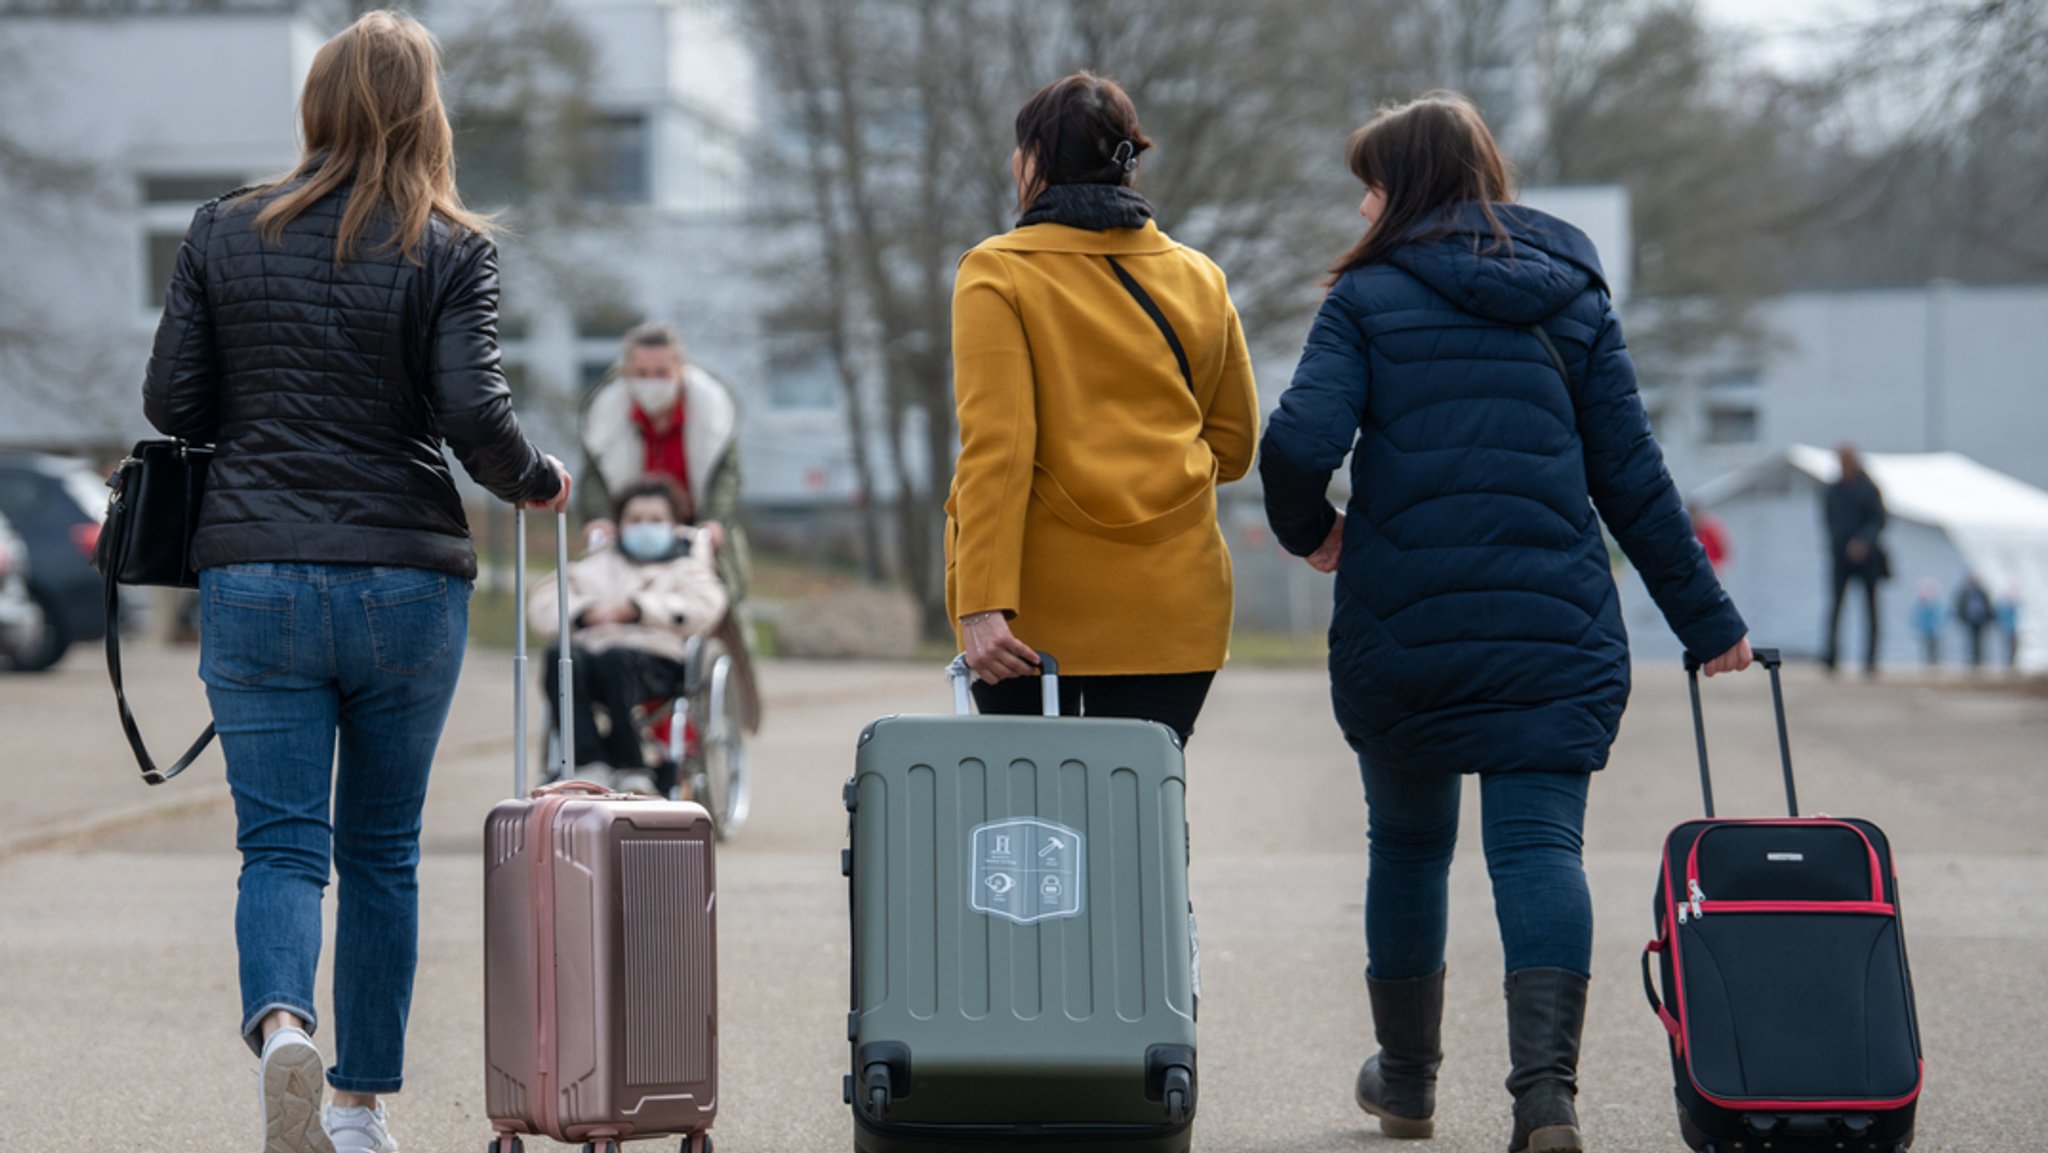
[1384,203,1610,326]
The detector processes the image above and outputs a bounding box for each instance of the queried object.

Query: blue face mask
[619,522,677,561]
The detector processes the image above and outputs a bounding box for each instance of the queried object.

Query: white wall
[1520,185,1633,304]
[1660,285,2048,495]
[0,13,311,449]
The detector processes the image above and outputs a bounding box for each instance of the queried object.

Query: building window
[1704,370,1761,391]
[141,172,248,309]
[575,299,642,342]
[766,334,839,411]
[144,230,187,310]
[580,358,617,395]
[574,113,652,205]
[1704,405,1759,445]
[141,174,245,204]
[502,360,531,403]
[455,114,528,209]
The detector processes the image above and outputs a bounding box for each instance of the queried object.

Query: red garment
[1693,513,1729,571]
[631,398,691,502]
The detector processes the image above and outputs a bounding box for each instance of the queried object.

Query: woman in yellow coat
[948,72,1259,742]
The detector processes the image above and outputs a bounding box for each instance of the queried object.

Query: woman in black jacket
[141,12,568,1152]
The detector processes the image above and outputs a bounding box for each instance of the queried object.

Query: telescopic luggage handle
[1683,647,1796,818]
[513,508,575,798]
[947,651,1060,717]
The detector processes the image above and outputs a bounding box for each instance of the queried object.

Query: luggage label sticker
[969,818,1085,924]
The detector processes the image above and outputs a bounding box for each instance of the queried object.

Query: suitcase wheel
[487,1139,522,1153]
[680,1135,713,1153]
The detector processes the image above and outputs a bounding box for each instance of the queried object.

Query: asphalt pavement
[2,644,2045,1152]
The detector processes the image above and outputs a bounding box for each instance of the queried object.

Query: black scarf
[1017,183,1155,231]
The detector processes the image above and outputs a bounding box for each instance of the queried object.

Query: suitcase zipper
[1695,899,1895,916]
[1683,820,1885,908]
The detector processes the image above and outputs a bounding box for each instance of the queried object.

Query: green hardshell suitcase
[843,656,1198,1153]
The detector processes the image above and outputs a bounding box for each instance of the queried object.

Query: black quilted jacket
[143,178,559,580]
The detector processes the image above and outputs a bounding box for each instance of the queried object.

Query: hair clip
[1112,140,1137,173]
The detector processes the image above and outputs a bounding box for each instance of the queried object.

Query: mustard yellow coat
[944,220,1259,675]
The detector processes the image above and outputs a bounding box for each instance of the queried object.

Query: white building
[1621,445,2048,671]
[0,3,320,452]
[1648,283,2048,496]
[0,0,850,507]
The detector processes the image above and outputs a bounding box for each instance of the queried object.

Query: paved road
[3,646,2046,1151]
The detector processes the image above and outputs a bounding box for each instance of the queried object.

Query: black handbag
[93,439,216,784]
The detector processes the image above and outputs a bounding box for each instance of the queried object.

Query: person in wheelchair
[528,475,727,795]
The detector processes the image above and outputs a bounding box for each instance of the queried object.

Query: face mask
[618,522,677,562]
[628,374,681,414]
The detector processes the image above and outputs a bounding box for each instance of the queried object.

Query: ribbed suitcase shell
[846,714,1196,1153]
[485,791,719,1147]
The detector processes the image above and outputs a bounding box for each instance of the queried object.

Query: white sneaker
[572,763,616,790]
[324,1103,399,1152]
[614,769,658,796]
[257,1027,336,1153]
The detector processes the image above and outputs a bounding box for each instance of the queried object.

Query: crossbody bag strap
[1529,322,1572,386]
[101,509,214,786]
[1105,255,1195,396]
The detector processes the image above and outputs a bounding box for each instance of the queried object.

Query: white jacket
[581,364,739,516]
[527,528,728,663]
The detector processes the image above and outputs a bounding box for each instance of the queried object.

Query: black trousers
[971,670,1217,746]
[1824,565,1881,672]
[543,644,690,776]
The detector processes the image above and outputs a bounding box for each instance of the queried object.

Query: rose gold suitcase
[484,510,719,1153]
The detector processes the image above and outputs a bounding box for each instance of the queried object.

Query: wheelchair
[542,628,752,840]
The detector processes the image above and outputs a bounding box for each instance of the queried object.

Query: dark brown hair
[1014,72,1153,207]
[612,473,695,526]
[619,321,687,367]
[1328,91,1516,283]
[250,10,492,264]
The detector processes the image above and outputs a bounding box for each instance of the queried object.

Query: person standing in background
[1688,501,1729,572]
[1955,573,1995,669]
[1996,588,2022,668]
[1911,578,1946,667]
[1822,443,1888,675]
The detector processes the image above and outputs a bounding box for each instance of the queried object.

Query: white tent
[1617,446,2048,672]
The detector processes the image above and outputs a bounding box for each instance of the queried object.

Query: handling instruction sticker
[969,818,1085,924]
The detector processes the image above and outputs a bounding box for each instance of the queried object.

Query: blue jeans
[1359,759,1593,980]
[200,563,470,1093]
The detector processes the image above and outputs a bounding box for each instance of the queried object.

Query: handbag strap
[100,490,215,786]
[1529,322,1571,386]
[1105,255,1194,396]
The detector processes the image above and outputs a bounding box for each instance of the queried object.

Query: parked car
[0,511,40,666]
[0,453,112,671]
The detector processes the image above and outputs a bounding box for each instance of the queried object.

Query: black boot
[1355,967,1445,1139]
[1504,968,1587,1153]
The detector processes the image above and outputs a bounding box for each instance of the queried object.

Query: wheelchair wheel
[693,641,750,839]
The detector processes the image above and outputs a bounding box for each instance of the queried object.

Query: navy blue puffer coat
[1260,203,1746,775]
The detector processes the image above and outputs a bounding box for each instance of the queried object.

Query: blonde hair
[251,9,492,263]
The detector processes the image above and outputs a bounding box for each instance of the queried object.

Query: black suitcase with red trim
[1644,650,1922,1152]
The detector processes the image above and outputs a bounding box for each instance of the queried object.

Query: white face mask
[628,374,682,414]
[619,521,678,561]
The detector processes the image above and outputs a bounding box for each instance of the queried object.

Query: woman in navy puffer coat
[1259,93,1750,1153]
